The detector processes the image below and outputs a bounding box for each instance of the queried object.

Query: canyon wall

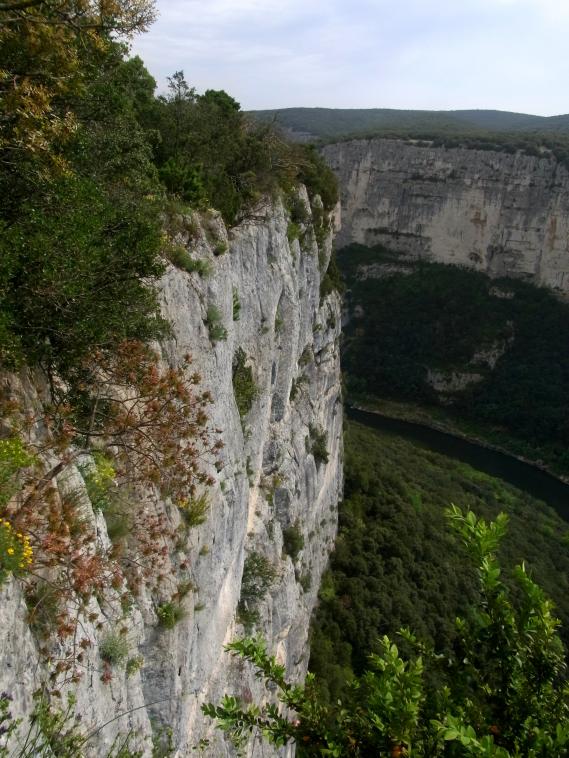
[323,138,569,292]
[0,190,342,756]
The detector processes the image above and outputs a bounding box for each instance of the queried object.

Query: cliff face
[323,138,569,292]
[0,190,342,756]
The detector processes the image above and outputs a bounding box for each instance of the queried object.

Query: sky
[131,0,569,115]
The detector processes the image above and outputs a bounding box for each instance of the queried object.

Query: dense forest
[339,243,569,476]
[308,421,569,703]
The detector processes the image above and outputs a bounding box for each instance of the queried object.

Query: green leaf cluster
[205,506,569,756]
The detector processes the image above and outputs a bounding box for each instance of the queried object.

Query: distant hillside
[250,107,569,141]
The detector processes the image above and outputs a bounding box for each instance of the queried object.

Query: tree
[0,0,156,183]
[0,0,156,35]
[203,507,569,756]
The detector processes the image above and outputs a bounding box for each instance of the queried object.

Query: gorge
[3,9,569,747]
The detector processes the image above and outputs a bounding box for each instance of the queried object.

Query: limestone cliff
[323,138,569,292]
[0,190,342,756]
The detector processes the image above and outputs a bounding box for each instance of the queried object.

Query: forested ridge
[251,106,569,140]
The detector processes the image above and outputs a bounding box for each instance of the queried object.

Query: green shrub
[287,221,301,245]
[157,601,186,629]
[126,655,144,678]
[0,436,35,509]
[236,605,260,631]
[240,552,277,600]
[168,244,212,277]
[282,522,304,562]
[205,304,228,343]
[100,632,129,666]
[232,348,257,418]
[159,157,208,207]
[0,518,33,585]
[297,145,339,213]
[232,287,241,321]
[320,252,345,301]
[306,424,329,465]
[26,581,60,638]
[287,194,309,225]
[0,176,167,376]
[237,551,277,630]
[81,457,132,543]
[205,507,569,757]
[214,240,228,256]
[179,492,209,528]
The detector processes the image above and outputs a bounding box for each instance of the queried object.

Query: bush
[0,176,167,376]
[290,374,308,401]
[0,436,35,509]
[232,348,257,418]
[282,522,304,562]
[232,287,241,321]
[126,655,144,677]
[157,601,186,629]
[298,571,312,593]
[81,456,132,543]
[287,193,310,225]
[237,551,277,630]
[320,252,345,301]
[306,424,329,465]
[100,632,129,666]
[287,221,301,245]
[205,304,228,343]
[168,244,212,277]
[178,492,209,528]
[298,345,313,368]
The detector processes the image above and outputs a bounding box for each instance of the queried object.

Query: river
[347,406,569,520]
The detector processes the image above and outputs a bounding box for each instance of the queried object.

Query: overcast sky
[131,0,569,115]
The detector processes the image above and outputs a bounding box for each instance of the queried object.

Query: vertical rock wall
[323,138,569,292]
[0,189,343,756]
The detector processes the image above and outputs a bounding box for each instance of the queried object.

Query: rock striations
[323,138,569,292]
[0,189,342,756]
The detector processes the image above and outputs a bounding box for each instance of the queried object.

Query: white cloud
[132,0,569,113]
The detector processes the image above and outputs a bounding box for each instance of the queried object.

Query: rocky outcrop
[323,138,569,292]
[0,190,342,756]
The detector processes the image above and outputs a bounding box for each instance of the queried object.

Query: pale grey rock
[323,138,569,292]
[0,189,342,757]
